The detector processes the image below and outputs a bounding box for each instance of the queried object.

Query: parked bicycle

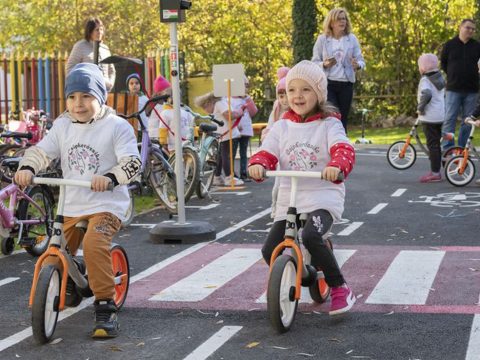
[117,95,181,221]
[387,118,461,170]
[28,177,129,344]
[444,117,480,187]
[181,105,224,198]
[0,165,54,256]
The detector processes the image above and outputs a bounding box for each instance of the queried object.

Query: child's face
[128,78,141,95]
[66,92,101,123]
[278,92,288,108]
[287,79,318,118]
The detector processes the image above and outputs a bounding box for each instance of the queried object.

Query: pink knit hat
[153,75,171,93]
[276,66,290,93]
[286,60,327,104]
[418,53,439,74]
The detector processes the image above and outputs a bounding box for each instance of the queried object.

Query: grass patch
[133,194,162,215]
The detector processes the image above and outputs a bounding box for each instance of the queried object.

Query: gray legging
[262,209,345,287]
[215,138,239,177]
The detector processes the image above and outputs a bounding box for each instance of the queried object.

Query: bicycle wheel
[441,146,463,167]
[445,155,476,187]
[387,141,416,170]
[267,254,298,333]
[0,144,23,183]
[110,244,130,309]
[196,139,219,199]
[32,265,61,344]
[17,185,54,257]
[121,190,135,228]
[168,147,200,202]
[148,149,177,213]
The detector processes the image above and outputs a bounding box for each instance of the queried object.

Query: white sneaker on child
[213,176,225,186]
[224,175,244,186]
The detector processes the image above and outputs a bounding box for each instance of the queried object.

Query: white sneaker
[224,175,244,186]
[213,176,225,186]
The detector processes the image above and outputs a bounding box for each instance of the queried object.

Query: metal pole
[169,22,186,224]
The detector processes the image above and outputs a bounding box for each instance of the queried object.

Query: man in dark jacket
[440,19,480,150]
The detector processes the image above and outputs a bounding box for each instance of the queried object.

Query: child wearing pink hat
[248,60,356,316]
[261,66,290,142]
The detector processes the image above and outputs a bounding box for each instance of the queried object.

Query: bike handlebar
[265,170,344,182]
[182,105,224,127]
[1,132,33,140]
[119,95,171,120]
[32,177,115,191]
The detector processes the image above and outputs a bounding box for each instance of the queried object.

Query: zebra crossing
[125,242,480,314]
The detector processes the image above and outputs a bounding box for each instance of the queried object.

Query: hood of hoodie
[424,71,445,91]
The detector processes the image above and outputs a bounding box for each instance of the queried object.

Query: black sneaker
[92,299,119,338]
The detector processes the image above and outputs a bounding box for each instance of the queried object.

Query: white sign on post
[212,64,246,97]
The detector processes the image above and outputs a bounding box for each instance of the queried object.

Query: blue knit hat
[126,73,142,88]
[65,63,107,105]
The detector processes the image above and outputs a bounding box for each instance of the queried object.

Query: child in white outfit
[248,60,356,316]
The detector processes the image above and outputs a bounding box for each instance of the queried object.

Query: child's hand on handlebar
[91,175,113,192]
[322,166,341,182]
[14,169,34,187]
[248,165,265,181]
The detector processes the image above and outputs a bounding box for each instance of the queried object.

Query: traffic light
[159,0,192,23]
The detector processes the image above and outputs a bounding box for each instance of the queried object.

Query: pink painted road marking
[125,243,480,314]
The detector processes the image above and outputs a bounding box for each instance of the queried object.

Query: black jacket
[440,36,480,92]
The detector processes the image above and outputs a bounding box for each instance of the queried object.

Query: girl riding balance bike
[248,61,356,331]
[15,63,141,339]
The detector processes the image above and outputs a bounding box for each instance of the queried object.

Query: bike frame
[29,178,97,311]
[400,118,429,157]
[266,170,325,301]
[457,120,479,174]
[0,183,48,229]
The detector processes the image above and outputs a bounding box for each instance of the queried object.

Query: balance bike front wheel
[267,254,298,333]
[111,244,130,309]
[387,141,416,170]
[445,155,476,187]
[31,265,61,344]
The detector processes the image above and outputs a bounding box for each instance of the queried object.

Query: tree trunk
[292,0,317,64]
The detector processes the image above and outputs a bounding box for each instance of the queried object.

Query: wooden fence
[0,49,185,122]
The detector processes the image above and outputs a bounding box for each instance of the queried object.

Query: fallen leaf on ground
[136,342,145,347]
[246,341,260,348]
[384,311,394,315]
[296,352,314,357]
[49,338,63,345]
[271,346,290,350]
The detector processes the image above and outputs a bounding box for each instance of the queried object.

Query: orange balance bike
[28,177,130,344]
[444,117,480,187]
[387,118,462,170]
[265,170,338,333]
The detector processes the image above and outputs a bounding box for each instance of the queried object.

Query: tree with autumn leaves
[0,0,477,122]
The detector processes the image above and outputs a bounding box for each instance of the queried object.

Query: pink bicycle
[0,166,55,256]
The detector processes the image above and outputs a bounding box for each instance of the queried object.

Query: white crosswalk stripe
[149,248,262,302]
[365,250,445,305]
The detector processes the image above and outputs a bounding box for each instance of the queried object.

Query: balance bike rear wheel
[267,254,298,333]
[441,146,463,168]
[387,141,416,170]
[31,265,61,344]
[111,244,130,309]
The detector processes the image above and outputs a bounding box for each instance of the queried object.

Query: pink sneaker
[419,172,441,183]
[329,284,356,315]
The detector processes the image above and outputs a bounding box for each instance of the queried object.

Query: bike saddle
[1,157,22,171]
[199,123,217,133]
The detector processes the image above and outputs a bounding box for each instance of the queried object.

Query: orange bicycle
[444,118,480,187]
[29,177,129,344]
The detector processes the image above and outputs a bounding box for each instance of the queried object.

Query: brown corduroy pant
[45,212,121,300]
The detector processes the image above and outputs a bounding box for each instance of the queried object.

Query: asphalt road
[0,147,479,360]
